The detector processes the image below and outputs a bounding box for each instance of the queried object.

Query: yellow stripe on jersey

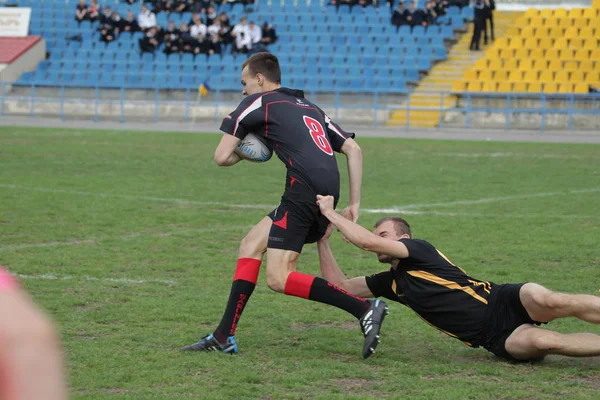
[436,249,467,274]
[407,270,488,305]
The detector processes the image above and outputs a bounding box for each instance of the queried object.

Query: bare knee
[239,233,266,259]
[521,284,568,322]
[266,271,287,293]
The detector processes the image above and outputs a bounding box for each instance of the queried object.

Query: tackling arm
[214,134,243,166]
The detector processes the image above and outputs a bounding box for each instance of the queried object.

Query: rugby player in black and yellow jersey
[316,195,600,362]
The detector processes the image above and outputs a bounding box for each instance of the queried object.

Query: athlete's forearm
[214,151,243,166]
[321,210,374,251]
[344,142,362,207]
[317,239,347,286]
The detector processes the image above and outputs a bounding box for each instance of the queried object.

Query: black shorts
[481,283,543,361]
[267,176,339,253]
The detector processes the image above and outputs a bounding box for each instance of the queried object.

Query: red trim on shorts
[232,258,261,284]
[284,271,315,299]
[273,211,288,230]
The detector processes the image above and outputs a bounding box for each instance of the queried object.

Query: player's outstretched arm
[214,134,243,166]
[317,195,410,259]
[317,223,374,298]
[339,138,362,222]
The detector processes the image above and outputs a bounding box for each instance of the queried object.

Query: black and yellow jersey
[365,238,494,347]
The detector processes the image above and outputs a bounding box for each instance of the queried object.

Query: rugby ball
[235,133,273,162]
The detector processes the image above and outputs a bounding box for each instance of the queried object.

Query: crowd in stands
[74,0,277,56]
[390,0,449,30]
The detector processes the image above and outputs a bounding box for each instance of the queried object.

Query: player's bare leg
[182,217,271,353]
[266,248,389,358]
[0,289,68,400]
[519,283,600,323]
[505,324,600,360]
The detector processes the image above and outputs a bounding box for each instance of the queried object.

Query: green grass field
[1,126,599,400]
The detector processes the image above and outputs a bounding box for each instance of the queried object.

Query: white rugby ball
[235,133,273,162]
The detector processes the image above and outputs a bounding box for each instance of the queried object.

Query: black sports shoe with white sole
[359,299,388,359]
[181,334,238,354]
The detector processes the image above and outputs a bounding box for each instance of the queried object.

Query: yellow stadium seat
[583,8,598,19]
[555,71,570,83]
[554,38,569,49]
[508,70,523,82]
[495,70,509,81]
[509,38,523,49]
[575,49,590,61]
[539,37,553,49]
[579,59,594,72]
[528,82,543,92]
[540,71,555,82]
[573,18,588,29]
[573,83,589,93]
[534,26,550,37]
[518,59,534,71]
[543,83,559,93]
[530,17,545,27]
[558,18,574,29]
[564,27,579,39]
[554,8,568,18]
[478,70,494,81]
[591,18,600,29]
[579,27,595,37]
[549,27,564,37]
[497,82,512,92]
[494,37,509,48]
[540,9,554,18]
[452,80,466,92]
[544,18,559,28]
[467,81,483,92]
[523,37,538,49]
[513,82,528,92]
[524,70,539,82]
[532,59,547,70]
[569,38,584,48]
[524,8,539,18]
[515,16,530,26]
[489,58,503,70]
[504,59,519,70]
[560,49,576,60]
[506,27,520,37]
[473,59,488,70]
[570,71,585,82]
[500,48,514,59]
[463,70,478,81]
[591,49,600,61]
[583,38,600,50]
[548,59,563,71]
[530,48,545,59]
[586,71,600,84]
[563,60,578,71]
[568,8,585,18]
[514,48,529,59]
[520,27,535,37]
[545,48,560,59]
[558,83,574,93]
[594,0,600,8]
[482,82,497,92]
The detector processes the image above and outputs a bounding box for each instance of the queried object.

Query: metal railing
[1,82,599,130]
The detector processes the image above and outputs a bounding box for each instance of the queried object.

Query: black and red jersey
[219,87,355,196]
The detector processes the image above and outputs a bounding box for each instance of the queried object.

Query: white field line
[371,210,600,219]
[362,188,600,213]
[15,273,175,285]
[0,184,275,210]
[0,225,254,251]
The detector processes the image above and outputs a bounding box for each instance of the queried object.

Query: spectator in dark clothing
[151,0,169,13]
[169,0,188,13]
[121,11,140,33]
[405,1,424,27]
[207,33,223,55]
[87,0,99,23]
[469,0,487,51]
[194,0,212,13]
[139,26,161,54]
[205,5,218,26]
[423,0,438,26]
[98,14,118,44]
[483,0,495,44]
[391,2,408,29]
[219,12,231,28]
[163,21,181,55]
[75,0,89,23]
[99,6,112,24]
[178,22,196,53]
[434,0,448,16]
[189,12,202,28]
[260,22,277,46]
[124,0,136,4]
